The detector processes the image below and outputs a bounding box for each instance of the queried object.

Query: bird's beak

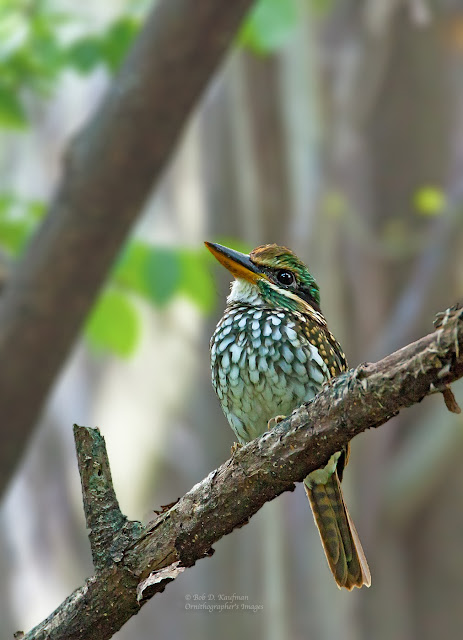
[205,242,261,283]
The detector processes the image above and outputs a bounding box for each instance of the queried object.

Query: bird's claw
[267,415,287,430]
[230,442,243,455]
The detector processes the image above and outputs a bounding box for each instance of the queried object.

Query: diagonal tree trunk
[0,0,255,498]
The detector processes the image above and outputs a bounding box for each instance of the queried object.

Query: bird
[205,240,371,590]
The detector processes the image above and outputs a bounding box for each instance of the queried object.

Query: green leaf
[67,37,103,73]
[114,241,150,295]
[413,186,445,216]
[85,289,140,357]
[144,247,182,307]
[101,16,139,71]
[238,0,298,54]
[0,217,31,253]
[179,250,216,313]
[0,195,45,254]
[114,242,182,307]
[0,85,27,128]
[66,16,140,75]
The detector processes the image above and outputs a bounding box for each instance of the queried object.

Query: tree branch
[0,0,254,498]
[21,305,463,640]
[73,425,143,571]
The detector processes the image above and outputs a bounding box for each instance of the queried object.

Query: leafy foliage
[0,2,141,129]
[178,248,216,313]
[0,1,147,358]
[0,193,222,356]
[0,2,249,357]
[0,194,45,254]
[238,0,299,54]
[115,243,183,308]
[114,241,216,312]
[238,0,336,55]
[84,239,254,356]
[0,86,27,129]
[66,16,140,74]
[84,241,217,356]
[85,289,140,358]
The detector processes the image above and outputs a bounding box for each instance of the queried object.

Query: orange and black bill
[205,242,260,283]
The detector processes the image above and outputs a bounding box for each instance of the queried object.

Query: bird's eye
[276,270,295,286]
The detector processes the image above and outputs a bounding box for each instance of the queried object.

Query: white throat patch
[227,279,264,306]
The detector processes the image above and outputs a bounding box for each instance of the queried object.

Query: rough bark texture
[23,306,463,640]
[0,0,254,498]
[73,426,143,571]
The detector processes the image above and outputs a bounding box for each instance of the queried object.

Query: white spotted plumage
[210,302,332,443]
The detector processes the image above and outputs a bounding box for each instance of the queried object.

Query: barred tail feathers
[304,471,371,590]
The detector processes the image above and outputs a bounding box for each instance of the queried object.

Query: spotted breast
[210,303,340,443]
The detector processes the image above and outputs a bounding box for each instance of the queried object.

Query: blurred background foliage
[0,0,295,358]
[2,1,463,640]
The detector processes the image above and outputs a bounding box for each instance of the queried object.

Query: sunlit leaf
[66,16,139,75]
[113,240,149,295]
[179,250,216,313]
[0,217,31,253]
[115,241,253,313]
[0,5,141,131]
[413,186,445,216]
[32,26,65,78]
[85,289,140,357]
[144,246,182,307]
[0,195,45,254]
[238,0,298,54]
[101,16,139,71]
[0,12,28,59]
[67,37,103,73]
[0,85,27,128]
[114,242,182,307]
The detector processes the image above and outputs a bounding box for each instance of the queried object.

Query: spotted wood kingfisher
[206,241,371,590]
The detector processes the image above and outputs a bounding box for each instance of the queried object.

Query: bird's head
[205,241,321,315]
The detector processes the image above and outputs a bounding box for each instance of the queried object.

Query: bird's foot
[267,415,287,430]
[230,442,243,455]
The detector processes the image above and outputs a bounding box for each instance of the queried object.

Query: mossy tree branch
[23,305,463,640]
